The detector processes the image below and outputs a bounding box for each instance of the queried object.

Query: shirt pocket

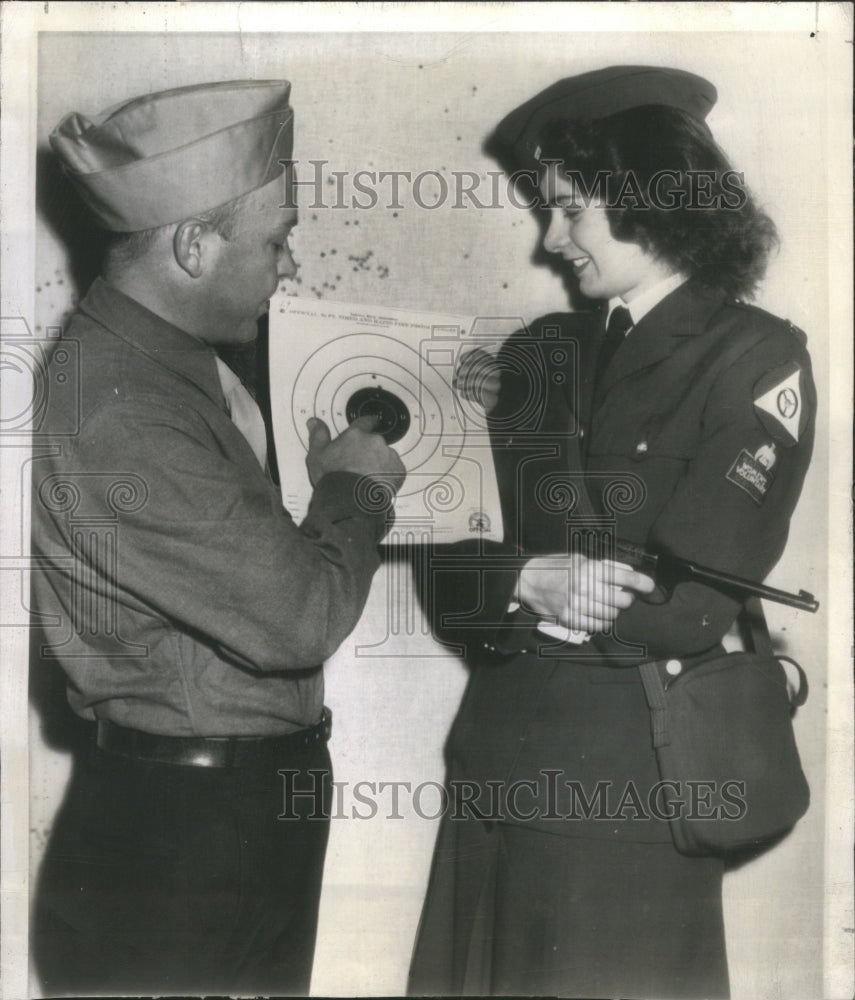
[590,412,699,465]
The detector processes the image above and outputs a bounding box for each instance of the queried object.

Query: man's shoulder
[61,303,155,399]
[39,305,124,433]
[51,298,217,441]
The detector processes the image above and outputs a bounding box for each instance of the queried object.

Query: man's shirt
[31,278,389,736]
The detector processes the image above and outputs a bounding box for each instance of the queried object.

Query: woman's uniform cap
[492,65,717,172]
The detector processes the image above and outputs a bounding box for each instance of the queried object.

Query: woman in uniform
[409,66,815,999]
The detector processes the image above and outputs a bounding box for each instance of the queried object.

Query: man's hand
[453,348,501,414]
[305,416,406,492]
[517,554,656,634]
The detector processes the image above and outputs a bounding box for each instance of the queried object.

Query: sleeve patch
[753,363,806,446]
[726,445,777,505]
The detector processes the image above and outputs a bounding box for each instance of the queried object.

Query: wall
[27,24,838,998]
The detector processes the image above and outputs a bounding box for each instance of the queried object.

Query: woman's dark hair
[537,105,778,298]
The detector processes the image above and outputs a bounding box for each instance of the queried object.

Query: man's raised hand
[306,415,406,492]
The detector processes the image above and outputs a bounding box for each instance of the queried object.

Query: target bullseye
[346,387,411,445]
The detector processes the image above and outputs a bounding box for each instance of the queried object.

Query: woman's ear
[173,218,208,278]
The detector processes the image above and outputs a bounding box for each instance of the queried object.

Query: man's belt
[96,708,332,768]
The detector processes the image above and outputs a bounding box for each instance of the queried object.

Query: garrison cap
[49,80,294,232]
[493,65,717,172]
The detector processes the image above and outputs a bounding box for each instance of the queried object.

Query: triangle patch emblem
[753,366,803,445]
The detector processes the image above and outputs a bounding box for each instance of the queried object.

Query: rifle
[613,539,819,613]
[519,539,819,648]
[429,539,819,648]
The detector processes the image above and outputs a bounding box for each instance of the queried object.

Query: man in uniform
[31,79,404,996]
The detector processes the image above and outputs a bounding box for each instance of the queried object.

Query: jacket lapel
[576,305,608,445]
[595,282,726,409]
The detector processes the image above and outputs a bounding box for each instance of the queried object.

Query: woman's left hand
[453,348,501,413]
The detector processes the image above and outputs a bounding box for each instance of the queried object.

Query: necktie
[594,304,633,398]
[215,357,268,470]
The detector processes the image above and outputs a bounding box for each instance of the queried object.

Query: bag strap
[638,597,808,745]
[740,595,774,656]
[740,597,808,707]
[638,661,670,748]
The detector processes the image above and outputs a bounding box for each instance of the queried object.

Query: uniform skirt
[408,802,729,999]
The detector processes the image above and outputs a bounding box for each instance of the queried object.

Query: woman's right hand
[453,348,501,414]
[517,554,656,635]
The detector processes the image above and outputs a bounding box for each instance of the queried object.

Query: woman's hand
[453,348,501,414]
[517,555,656,635]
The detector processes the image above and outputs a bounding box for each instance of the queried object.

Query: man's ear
[173,219,210,278]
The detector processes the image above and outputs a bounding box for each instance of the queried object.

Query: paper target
[270,296,504,544]
[290,333,464,498]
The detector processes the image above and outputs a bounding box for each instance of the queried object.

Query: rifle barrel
[680,560,819,613]
[614,541,819,613]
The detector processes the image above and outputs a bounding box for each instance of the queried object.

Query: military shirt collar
[79,277,226,409]
[607,272,688,330]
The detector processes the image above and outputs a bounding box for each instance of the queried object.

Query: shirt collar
[606,272,688,330]
[79,277,226,409]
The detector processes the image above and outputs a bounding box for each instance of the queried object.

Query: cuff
[307,471,393,542]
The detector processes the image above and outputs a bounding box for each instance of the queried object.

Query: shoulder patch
[753,362,808,446]
[726,447,776,505]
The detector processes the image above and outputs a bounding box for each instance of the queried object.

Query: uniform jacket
[30,279,389,737]
[429,280,815,839]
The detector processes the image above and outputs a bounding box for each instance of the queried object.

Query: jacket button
[635,441,648,454]
[665,659,682,676]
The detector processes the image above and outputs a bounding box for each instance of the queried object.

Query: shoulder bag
[637,597,810,856]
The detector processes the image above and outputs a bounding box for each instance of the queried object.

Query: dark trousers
[32,738,332,997]
[410,813,729,999]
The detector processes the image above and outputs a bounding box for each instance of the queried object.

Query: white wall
[26,22,842,999]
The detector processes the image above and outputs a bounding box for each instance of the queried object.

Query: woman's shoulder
[700,293,813,382]
[718,295,808,345]
[702,295,816,447]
